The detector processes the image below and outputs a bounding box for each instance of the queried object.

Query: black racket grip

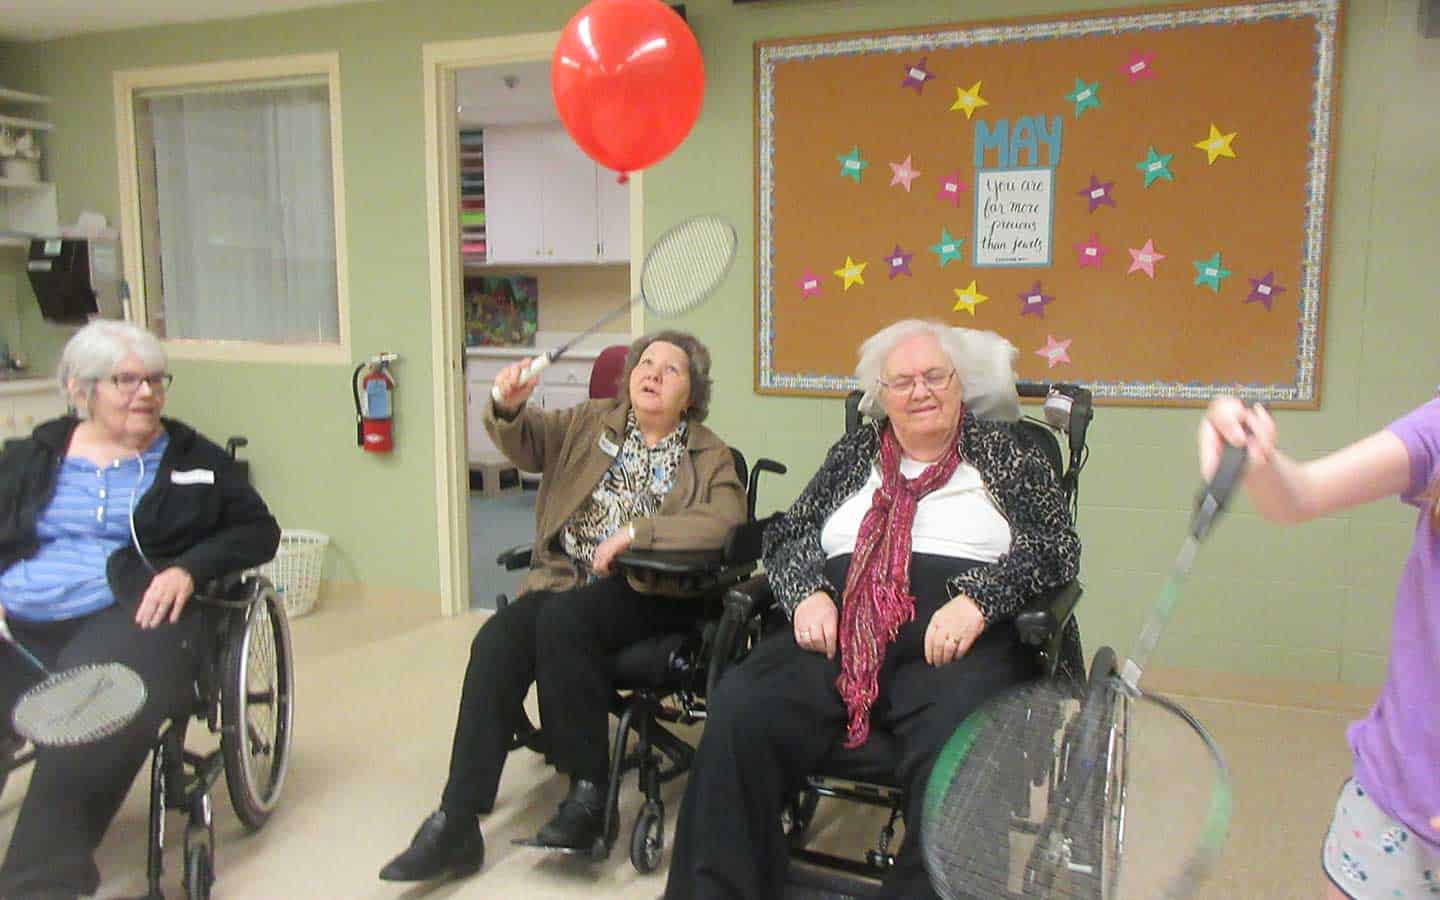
[1191,441,1248,541]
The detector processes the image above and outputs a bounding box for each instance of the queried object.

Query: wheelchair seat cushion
[608,632,694,690]
[813,729,904,788]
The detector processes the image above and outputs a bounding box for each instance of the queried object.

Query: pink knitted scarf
[835,421,962,748]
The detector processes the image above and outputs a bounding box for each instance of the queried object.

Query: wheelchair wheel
[221,580,294,831]
[781,788,820,847]
[629,800,665,873]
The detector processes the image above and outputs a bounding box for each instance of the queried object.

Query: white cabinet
[0,381,65,442]
[464,353,595,468]
[481,122,630,265]
[0,87,58,248]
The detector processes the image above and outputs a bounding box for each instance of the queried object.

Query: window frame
[114,53,351,364]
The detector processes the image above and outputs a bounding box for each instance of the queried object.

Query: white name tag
[597,434,620,457]
[171,469,215,485]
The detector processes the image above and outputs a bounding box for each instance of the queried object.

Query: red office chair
[589,344,630,400]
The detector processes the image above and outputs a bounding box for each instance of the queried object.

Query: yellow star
[952,280,988,315]
[1193,123,1238,165]
[949,81,990,120]
[833,256,867,291]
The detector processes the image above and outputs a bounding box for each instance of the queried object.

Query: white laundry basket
[258,529,330,618]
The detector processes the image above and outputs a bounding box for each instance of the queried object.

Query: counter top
[0,376,55,396]
[464,331,630,361]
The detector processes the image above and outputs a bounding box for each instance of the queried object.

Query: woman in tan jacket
[380,330,745,883]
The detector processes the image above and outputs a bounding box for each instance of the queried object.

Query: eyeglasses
[877,368,955,395]
[108,372,173,394]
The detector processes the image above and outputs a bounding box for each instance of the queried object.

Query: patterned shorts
[1323,779,1440,898]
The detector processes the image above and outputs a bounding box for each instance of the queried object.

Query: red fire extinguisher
[353,353,398,453]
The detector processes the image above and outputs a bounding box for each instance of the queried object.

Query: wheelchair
[712,382,1094,897]
[493,446,784,873]
[0,439,295,900]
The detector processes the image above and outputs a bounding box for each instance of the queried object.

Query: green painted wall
[1,0,1436,685]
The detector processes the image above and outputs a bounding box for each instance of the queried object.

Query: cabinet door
[595,168,630,263]
[0,398,16,443]
[482,126,545,264]
[538,126,601,263]
[464,361,506,464]
[541,382,589,411]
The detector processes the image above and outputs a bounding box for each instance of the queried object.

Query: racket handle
[489,353,553,404]
[1191,441,1248,541]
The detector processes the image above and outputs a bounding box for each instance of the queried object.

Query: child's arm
[1200,397,1412,524]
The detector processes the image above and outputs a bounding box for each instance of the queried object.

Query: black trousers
[439,575,692,819]
[0,603,203,900]
[665,555,1036,900]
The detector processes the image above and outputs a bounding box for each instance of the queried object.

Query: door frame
[421,33,644,615]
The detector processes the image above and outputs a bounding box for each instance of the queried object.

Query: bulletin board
[754,0,1343,406]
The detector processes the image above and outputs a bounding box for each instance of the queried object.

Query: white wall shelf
[0,85,58,241]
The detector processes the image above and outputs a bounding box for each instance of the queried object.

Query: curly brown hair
[617,330,714,422]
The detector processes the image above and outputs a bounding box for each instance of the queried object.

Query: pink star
[1074,233,1109,269]
[1036,335,1072,369]
[936,171,967,207]
[1127,239,1165,278]
[889,155,921,191]
[798,269,822,298]
[1122,51,1155,83]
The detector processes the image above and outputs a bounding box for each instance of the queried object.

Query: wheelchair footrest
[511,835,609,861]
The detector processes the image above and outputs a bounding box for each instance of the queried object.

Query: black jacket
[0,416,281,611]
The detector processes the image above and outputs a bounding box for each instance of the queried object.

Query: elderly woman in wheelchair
[0,320,281,900]
[665,319,1081,899]
[380,330,746,883]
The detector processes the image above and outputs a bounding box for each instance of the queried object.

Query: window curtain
[145,83,339,343]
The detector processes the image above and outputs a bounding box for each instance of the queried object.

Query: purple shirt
[1349,395,1440,849]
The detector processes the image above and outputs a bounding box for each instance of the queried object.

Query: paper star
[1078,173,1116,213]
[901,57,935,93]
[1018,281,1055,318]
[1136,146,1174,187]
[1036,335,1073,369]
[1194,124,1237,165]
[950,81,990,120]
[1066,78,1101,118]
[952,280,989,316]
[1122,51,1155,83]
[1246,271,1286,310]
[837,147,869,183]
[889,155,922,191]
[930,228,965,267]
[886,245,915,279]
[937,172,968,207]
[833,256,867,290]
[1126,239,1165,278]
[1074,233,1109,268]
[1193,252,1231,292]
[798,269,822,298]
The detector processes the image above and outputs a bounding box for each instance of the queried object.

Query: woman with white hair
[665,319,1080,899]
[0,320,280,899]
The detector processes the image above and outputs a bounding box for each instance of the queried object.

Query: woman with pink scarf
[665,320,1080,899]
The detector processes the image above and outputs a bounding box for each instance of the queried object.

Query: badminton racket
[1,618,147,746]
[922,442,1248,899]
[491,214,738,403]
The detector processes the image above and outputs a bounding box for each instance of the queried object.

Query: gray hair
[57,320,167,417]
[618,329,714,422]
[855,320,1019,422]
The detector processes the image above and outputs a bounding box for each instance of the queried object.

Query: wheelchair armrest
[721,514,777,567]
[199,571,247,598]
[614,547,725,576]
[706,573,775,698]
[496,544,532,571]
[1013,579,1082,648]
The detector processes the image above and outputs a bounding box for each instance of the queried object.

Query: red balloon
[552,0,705,178]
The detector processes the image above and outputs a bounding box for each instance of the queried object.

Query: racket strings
[12,663,147,746]
[640,216,737,315]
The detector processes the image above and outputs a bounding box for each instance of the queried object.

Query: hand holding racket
[0,617,146,747]
[490,214,738,404]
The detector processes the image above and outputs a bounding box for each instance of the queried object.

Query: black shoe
[378,810,485,882]
[535,779,607,849]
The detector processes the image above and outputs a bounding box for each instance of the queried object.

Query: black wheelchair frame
[492,446,784,872]
[711,382,1094,896]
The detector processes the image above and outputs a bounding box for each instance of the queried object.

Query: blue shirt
[0,433,168,622]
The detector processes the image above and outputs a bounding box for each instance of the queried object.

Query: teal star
[837,147,868,183]
[1193,252,1231,292]
[929,227,965,267]
[1066,78,1101,118]
[1136,146,1174,188]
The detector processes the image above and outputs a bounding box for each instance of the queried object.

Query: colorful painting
[464,275,538,347]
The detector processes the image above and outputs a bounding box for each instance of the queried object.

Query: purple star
[1246,271,1286,311]
[1077,174,1116,213]
[1018,281,1055,318]
[901,57,934,93]
[886,244,914,279]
